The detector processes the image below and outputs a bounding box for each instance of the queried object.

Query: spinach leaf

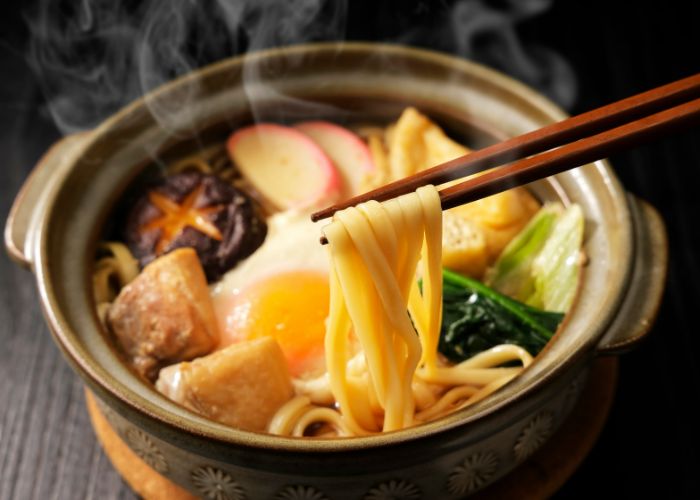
[439,268,564,362]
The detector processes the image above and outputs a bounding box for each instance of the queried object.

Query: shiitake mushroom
[123,170,267,282]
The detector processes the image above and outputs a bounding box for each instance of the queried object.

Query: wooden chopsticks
[311,73,700,229]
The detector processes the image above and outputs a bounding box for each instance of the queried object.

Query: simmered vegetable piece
[529,204,585,312]
[487,203,585,312]
[485,203,561,302]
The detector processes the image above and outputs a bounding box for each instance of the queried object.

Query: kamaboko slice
[227,123,341,210]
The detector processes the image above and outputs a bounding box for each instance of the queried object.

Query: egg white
[210,209,330,300]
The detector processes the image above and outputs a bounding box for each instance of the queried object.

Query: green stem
[442,268,553,339]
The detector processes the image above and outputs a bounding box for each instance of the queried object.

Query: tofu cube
[156,337,294,432]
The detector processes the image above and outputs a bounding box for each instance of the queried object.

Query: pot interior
[36,43,632,451]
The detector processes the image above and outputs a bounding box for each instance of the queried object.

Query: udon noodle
[269,185,533,437]
[93,242,139,323]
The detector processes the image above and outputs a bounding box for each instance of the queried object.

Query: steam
[448,0,576,109]
[239,0,348,123]
[26,0,575,136]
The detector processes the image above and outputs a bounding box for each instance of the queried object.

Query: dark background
[1,1,699,498]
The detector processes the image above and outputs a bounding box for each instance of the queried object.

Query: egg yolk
[215,271,329,377]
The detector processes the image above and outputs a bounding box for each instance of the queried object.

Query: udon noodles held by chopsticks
[269,185,533,437]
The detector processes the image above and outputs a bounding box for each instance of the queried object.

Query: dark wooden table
[2,1,699,498]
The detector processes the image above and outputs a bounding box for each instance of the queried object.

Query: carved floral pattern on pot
[513,411,554,462]
[364,479,422,500]
[446,451,500,496]
[191,466,246,500]
[275,485,329,500]
[124,428,168,473]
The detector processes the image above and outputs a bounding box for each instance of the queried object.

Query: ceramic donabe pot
[5,43,667,499]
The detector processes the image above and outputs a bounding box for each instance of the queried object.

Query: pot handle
[596,195,668,355]
[4,133,90,269]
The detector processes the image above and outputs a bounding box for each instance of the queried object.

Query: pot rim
[33,41,632,452]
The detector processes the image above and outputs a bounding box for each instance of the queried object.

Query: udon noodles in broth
[94,108,583,437]
[271,186,533,436]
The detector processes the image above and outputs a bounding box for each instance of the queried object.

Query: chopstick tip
[310,209,330,222]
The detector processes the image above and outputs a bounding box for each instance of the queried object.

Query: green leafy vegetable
[486,203,585,313]
[528,204,584,312]
[485,203,561,302]
[439,268,564,362]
